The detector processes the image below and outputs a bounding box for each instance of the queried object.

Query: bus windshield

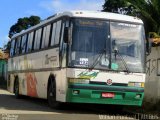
[110,22,145,73]
[68,18,145,73]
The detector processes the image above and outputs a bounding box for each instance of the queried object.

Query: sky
[0,0,104,48]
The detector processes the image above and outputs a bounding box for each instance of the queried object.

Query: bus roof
[62,11,143,23]
[12,10,143,39]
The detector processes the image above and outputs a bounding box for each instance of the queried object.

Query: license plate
[102,92,115,98]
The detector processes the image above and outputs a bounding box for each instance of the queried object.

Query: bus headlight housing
[68,78,90,84]
[128,82,144,88]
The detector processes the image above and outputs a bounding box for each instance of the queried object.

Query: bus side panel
[54,68,67,102]
[8,48,67,102]
[16,69,67,101]
[18,72,50,99]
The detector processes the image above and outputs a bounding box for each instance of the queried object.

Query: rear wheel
[47,80,62,109]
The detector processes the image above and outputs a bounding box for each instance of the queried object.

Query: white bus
[8,11,146,108]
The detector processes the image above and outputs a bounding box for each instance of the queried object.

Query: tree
[5,16,41,53]
[9,16,41,38]
[103,0,129,14]
[103,0,160,35]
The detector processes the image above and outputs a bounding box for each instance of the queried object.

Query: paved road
[0,89,154,120]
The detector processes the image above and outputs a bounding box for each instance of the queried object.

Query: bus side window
[21,34,28,54]
[26,31,34,52]
[41,24,51,49]
[34,28,42,50]
[51,20,62,46]
[60,22,65,43]
[10,39,15,57]
[55,21,62,45]
[15,37,21,55]
[51,22,57,46]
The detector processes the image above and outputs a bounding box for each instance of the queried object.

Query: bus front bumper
[66,84,144,106]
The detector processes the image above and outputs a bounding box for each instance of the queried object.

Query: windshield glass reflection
[68,19,145,73]
[110,22,144,72]
[68,19,110,70]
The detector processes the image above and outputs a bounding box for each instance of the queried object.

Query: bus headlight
[128,82,144,88]
[68,78,90,84]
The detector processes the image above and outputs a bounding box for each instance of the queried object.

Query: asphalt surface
[0,89,158,120]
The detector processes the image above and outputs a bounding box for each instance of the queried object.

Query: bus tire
[14,78,21,99]
[47,80,62,109]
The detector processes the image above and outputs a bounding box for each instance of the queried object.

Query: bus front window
[68,19,145,73]
[68,19,110,70]
[110,22,145,73]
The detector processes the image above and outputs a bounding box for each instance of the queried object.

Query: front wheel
[47,80,62,109]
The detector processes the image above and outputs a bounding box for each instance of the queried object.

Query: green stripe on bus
[66,85,144,106]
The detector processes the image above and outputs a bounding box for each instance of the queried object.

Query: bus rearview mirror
[64,27,72,44]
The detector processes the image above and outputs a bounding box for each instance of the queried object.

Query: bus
[7,11,146,108]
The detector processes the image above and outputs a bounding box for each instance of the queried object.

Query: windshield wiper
[114,49,130,73]
[112,39,130,73]
[89,49,106,70]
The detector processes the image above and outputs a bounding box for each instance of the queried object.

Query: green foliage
[103,0,128,13]
[9,16,41,38]
[103,0,160,35]
[5,16,41,52]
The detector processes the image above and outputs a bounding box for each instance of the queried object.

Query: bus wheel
[47,80,62,109]
[14,79,20,99]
